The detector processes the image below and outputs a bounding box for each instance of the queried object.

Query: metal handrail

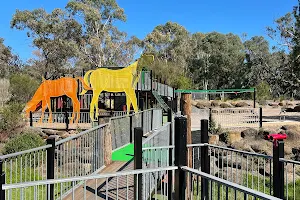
[3,166,178,190]
[142,122,171,145]
[0,144,52,160]
[206,143,273,159]
[279,158,300,165]
[181,166,281,200]
[55,123,109,146]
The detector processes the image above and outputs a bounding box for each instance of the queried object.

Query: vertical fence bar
[0,160,5,200]
[130,114,133,143]
[174,117,187,200]
[30,111,33,127]
[168,109,173,200]
[273,140,284,199]
[201,119,210,199]
[259,107,263,128]
[46,137,55,200]
[134,127,143,200]
[253,88,256,108]
[65,111,69,131]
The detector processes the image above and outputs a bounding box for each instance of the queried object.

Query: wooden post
[104,124,112,165]
[181,92,192,197]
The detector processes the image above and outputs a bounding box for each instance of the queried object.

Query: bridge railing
[182,166,280,200]
[2,166,177,200]
[53,123,108,197]
[141,122,173,200]
[110,108,163,152]
[0,145,51,184]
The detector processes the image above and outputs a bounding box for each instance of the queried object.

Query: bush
[256,81,271,101]
[0,102,24,133]
[9,74,40,104]
[3,131,45,154]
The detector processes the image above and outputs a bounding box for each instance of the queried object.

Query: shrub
[9,74,40,104]
[3,131,45,155]
[0,102,24,133]
[256,81,271,101]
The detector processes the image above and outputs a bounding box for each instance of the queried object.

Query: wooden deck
[63,161,134,200]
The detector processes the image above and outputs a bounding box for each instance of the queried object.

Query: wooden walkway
[63,161,134,200]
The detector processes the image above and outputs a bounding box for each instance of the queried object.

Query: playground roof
[175,88,255,94]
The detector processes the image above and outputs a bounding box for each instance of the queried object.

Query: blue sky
[0,0,297,62]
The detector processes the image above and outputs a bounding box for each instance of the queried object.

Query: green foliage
[3,131,45,155]
[9,74,39,104]
[209,118,222,135]
[0,102,24,133]
[256,81,272,101]
[279,95,285,102]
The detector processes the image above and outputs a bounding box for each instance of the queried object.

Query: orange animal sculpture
[25,77,91,123]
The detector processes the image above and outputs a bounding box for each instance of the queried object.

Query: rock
[191,100,198,106]
[235,102,249,107]
[281,125,298,131]
[61,133,70,139]
[241,128,258,138]
[56,131,67,136]
[268,102,279,107]
[195,101,211,109]
[211,100,220,107]
[218,154,247,169]
[293,105,300,112]
[230,141,255,152]
[292,147,300,161]
[230,101,237,107]
[42,129,59,135]
[209,135,219,145]
[219,102,233,108]
[220,131,242,144]
[249,140,272,155]
[279,102,286,106]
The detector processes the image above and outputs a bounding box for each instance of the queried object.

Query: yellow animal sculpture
[25,77,92,124]
[80,54,154,121]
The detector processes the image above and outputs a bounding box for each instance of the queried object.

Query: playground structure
[25,55,176,129]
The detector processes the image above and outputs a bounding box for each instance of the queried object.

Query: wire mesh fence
[211,108,259,128]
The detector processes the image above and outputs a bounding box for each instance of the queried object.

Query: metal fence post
[30,111,33,127]
[0,160,5,200]
[134,127,143,200]
[201,119,210,199]
[273,140,284,199]
[174,117,187,200]
[167,109,173,199]
[259,107,263,128]
[65,110,69,131]
[46,136,55,200]
[130,114,133,143]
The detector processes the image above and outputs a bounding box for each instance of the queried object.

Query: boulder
[241,128,258,138]
[42,129,59,136]
[191,100,198,106]
[268,102,279,107]
[293,105,300,112]
[235,102,249,107]
[220,131,242,144]
[209,135,219,145]
[211,100,220,107]
[230,141,254,152]
[249,140,272,155]
[219,102,233,108]
[195,101,211,109]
